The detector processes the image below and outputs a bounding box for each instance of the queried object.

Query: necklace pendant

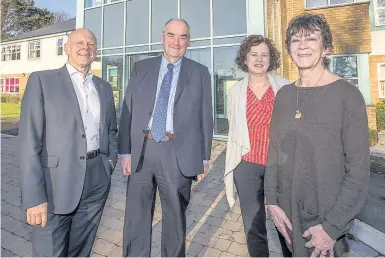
[295,110,302,119]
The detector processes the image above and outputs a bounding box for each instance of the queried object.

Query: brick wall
[367,106,377,130]
[1,73,30,96]
[267,0,375,129]
[369,55,385,104]
[267,1,371,81]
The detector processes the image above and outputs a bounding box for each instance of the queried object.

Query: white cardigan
[224,73,290,208]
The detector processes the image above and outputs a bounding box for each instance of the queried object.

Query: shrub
[1,94,21,104]
[369,129,378,146]
[376,101,385,131]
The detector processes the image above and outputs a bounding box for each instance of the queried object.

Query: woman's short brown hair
[235,35,281,73]
[285,13,333,68]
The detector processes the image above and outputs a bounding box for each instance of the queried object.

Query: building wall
[0,33,69,76]
[269,1,372,82]
[369,55,385,104]
[0,73,30,95]
[267,0,375,128]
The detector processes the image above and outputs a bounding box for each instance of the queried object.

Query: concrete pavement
[1,135,382,257]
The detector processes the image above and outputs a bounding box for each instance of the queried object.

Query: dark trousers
[123,139,192,257]
[32,155,111,257]
[233,160,269,257]
[277,228,293,257]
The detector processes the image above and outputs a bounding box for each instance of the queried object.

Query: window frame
[374,0,385,26]
[378,63,385,99]
[330,54,360,87]
[1,44,21,61]
[305,0,360,9]
[57,38,64,56]
[28,41,41,60]
[1,77,20,94]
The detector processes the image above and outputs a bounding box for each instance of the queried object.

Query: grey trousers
[31,155,111,257]
[123,139,192,257]
[233,160,269,257]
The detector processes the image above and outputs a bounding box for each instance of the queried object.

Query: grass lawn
[1,103,21,119]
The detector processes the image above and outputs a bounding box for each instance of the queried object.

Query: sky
[34,0,77,17]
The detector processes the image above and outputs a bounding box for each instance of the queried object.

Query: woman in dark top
[264,13,370,257]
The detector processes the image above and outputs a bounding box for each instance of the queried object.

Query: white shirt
[66,63,100,152]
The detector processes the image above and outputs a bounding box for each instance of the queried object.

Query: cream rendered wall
[371,30,385,55]
[0,33,70,74]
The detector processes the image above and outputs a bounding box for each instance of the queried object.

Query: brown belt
[144,130,176,142]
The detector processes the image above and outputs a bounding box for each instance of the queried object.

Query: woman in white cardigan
[225,35,290,257]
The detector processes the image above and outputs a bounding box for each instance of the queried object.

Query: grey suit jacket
[19,65,118,214]
[118,56,213,177]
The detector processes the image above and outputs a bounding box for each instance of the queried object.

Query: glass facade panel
[213,46,245,136]
[102,48,123,55]
[151,0,178,43]
[213,0,246,36]
[83,0,252,137]
[185,48,211,73]
[125,46,150,53]
[213,36,245,45]
[103,3,124,48]
[126,0,149,45]
[151,44,164,51]
[102,56,124,109]
[84,8,102,48]
[190,40,211,47]
[85,0,103,8]
[180,0,210,39]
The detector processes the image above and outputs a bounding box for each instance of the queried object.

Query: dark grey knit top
[264,79,370,256]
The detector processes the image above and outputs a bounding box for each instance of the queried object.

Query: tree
[1,0,55,41]
[53,11,73,24]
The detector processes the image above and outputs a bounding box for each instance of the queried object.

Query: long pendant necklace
[295,69,326,119]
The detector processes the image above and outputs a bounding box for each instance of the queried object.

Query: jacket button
[148,112,152,116]
[80,156,85,160]
[81,134,86,138]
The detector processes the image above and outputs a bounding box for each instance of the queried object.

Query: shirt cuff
[203,160,209,166]
[119,154,130,158]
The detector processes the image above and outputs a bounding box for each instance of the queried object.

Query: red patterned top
[242,86,275,165]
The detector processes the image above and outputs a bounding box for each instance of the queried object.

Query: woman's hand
[267,204,292,244]
[304,224,335,257]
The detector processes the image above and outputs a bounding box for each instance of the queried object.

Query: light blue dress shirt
[147,55,182,133]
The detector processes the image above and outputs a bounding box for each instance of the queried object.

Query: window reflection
[103,3,124,48]
[180,0,210,38]
[213,0,246,36]
[102,56,123,110]
[151,0,178,42]
[213,46,245,135]
[84,8,102,48]
[126,0,149,45]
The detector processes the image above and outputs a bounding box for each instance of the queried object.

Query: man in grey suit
[19,28,118,257]
[118,19,213,257]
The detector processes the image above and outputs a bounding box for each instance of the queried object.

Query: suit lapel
[174,57,192,103]
[93,77,106,136]
[58,65,84,129]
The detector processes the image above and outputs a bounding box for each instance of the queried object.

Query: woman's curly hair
[285,13,334,68]
[235,35,281,73]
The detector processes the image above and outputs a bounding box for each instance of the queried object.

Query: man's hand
[120,156,131,176]
[197,164,209,181]
[26,202,48,227]
[304,224,335,257]
[267,205,292,244]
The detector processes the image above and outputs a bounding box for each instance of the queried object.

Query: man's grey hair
[162,18,191,38]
